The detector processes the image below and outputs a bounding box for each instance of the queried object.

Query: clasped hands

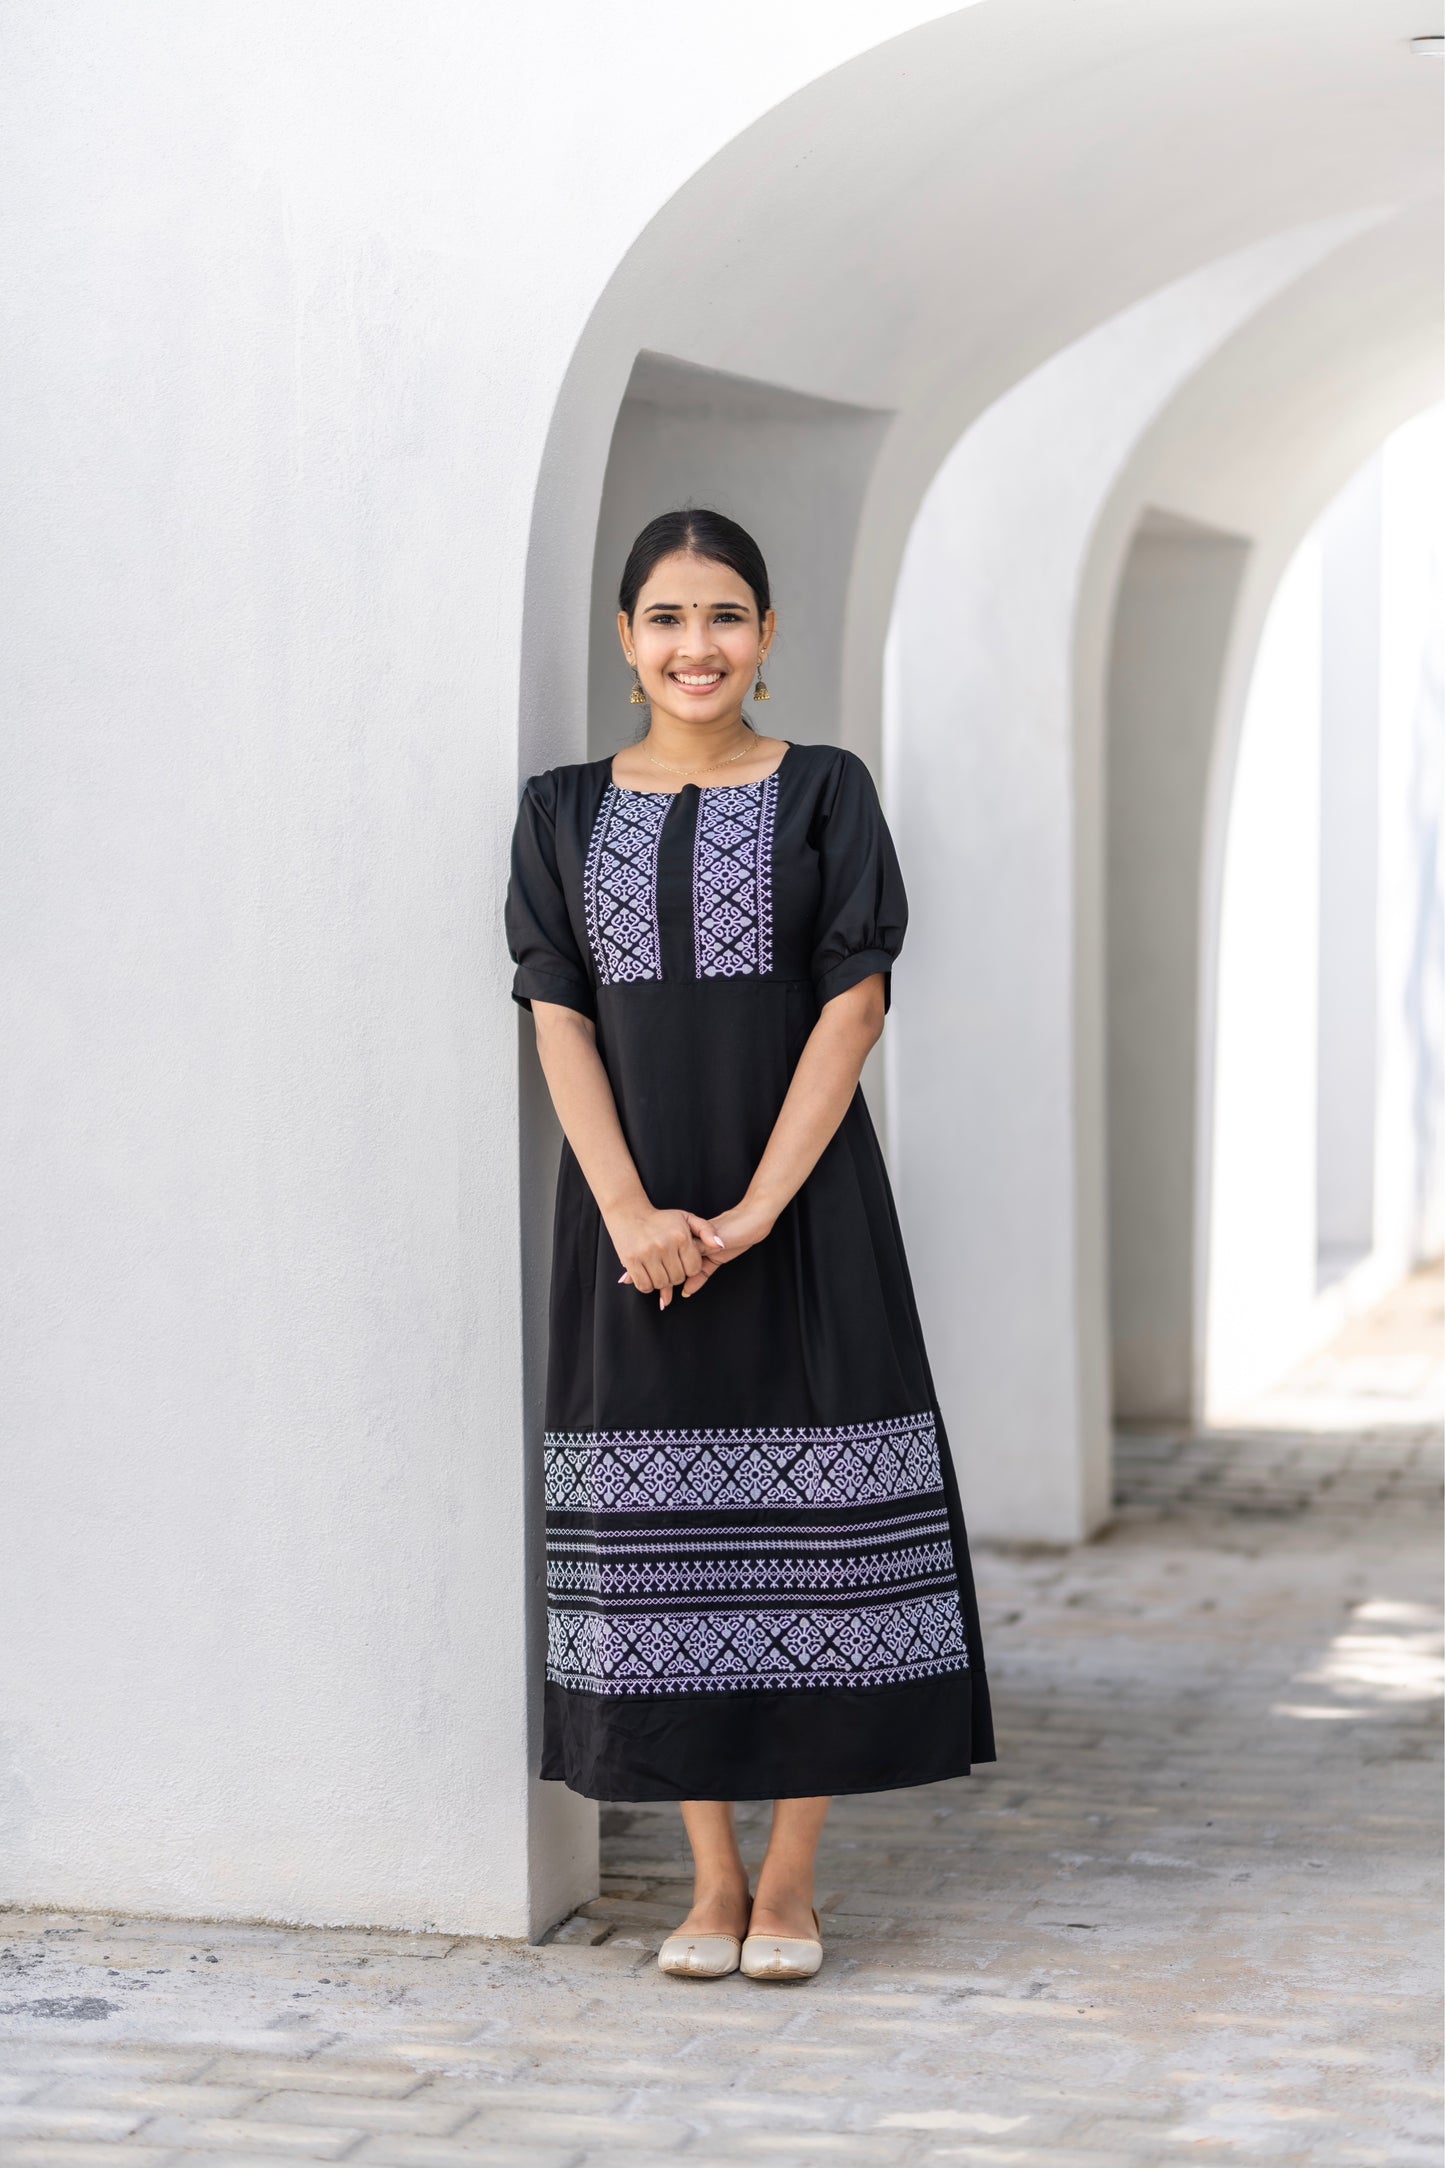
[607,1198,776,1310]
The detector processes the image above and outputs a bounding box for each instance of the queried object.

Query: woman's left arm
[680,973,885,1298]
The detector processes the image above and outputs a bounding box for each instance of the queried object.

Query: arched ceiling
[1132,196,1443,539]
[572,0,1438,451]
[528,0,1440,764]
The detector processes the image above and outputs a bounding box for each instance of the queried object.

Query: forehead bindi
[637,557,754,616]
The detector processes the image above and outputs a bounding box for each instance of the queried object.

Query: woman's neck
[639,711,754,767]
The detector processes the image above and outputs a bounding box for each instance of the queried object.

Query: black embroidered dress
[506,739,995,1802]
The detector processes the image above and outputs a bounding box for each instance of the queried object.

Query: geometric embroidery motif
[544,1413,970,1696]
[693,774,779,978]
[546,1594,968,1696]
[545,1413,945,1514]
[582,784,669,986]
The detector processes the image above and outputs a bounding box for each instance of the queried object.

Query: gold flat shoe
[656,1930,742,1979]
[739,1907,823,1981]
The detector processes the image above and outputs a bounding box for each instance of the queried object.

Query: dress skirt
[506,739,995,1802]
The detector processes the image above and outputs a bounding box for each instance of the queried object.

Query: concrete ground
[3,1276,1441,2168]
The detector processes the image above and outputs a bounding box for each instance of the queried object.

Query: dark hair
[618,507,771,623]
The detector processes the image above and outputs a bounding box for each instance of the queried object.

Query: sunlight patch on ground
[1272,1592,1444,1719]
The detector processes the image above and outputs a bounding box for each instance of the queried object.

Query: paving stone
[418,2083,631,2112]
[348,2144,582,2168]
[677,2136,912,2160]
[0,2108,151,2141]
[0,2149,176,2166]
[0,2074,53,2104]
[0,2048,216,2082]
[30,2083,263,2116]
[132,2117,363,2156]
[541,1919,612,1948]
[447,2108,690,2147]
[913,2152,1126,2168]
[194,2060,428,2097]
[241,2094,474,2136]
[159,2158,383,2168]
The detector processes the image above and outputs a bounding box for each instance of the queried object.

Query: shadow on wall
[1106,508,1252,1424]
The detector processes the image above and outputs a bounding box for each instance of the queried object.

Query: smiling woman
[506,508,993,1984]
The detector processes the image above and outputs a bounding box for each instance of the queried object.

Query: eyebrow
[642,599,752,611]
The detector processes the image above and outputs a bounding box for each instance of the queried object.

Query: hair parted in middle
[617,508,772,624]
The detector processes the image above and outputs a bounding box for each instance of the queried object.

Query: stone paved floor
[3,1277,1441,2168]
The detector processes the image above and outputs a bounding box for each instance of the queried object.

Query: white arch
[1094,197,1442,1422]
[884,216,1395,1542]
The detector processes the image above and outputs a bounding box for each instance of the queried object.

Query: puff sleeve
[505,773,596,1020]
[809,750,908,1014]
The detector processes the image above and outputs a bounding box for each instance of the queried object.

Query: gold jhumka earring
[628,658,647,705]
[753,653,770,702]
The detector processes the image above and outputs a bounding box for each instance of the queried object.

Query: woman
[506,508,994,1984]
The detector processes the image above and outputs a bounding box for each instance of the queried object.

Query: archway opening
[1204,406,1445,1416]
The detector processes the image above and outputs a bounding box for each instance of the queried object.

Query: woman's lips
[670,671,725,695]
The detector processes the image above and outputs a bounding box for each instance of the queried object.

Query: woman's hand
[677,1197,776,1298]
[611,1205,726,1310]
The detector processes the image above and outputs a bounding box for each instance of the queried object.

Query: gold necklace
[643,728,759,776]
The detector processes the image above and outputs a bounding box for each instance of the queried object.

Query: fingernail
[712,1236,726,1247]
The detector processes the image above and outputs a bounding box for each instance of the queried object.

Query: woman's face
[618,551,775,729]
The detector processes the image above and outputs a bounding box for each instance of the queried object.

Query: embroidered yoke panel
[582,784,669,985]
[582,774,780,989]
[693,776,779,977]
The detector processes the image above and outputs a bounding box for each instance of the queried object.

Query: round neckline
[608,741,793,798]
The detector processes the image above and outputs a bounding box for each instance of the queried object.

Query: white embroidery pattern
[545,1413,944,1513]
[546,1533,958,1602]
[547,1594,968,1696]
[583,784,669,985]
[544,1413,970,1696]
[693,774,779,978]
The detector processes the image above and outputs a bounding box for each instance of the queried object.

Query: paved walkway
[3,1277,1441,2168]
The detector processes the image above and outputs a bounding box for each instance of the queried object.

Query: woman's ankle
[748,1881,816,1926]
[693,1867,750,1908]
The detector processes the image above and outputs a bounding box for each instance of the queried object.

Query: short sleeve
[809,750,908,1013]
[505,773,596,1020]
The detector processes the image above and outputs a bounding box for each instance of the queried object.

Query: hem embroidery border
[545,1412,945,1514]
[544,1413,970,1696]
[547,1595,969,1697]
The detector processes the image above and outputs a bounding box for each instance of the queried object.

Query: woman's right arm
[529,1001,724,1308]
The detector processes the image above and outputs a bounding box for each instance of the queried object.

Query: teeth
[675,673,722,685]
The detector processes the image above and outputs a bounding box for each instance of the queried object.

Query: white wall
[1207,539,1326,1408]
[1317,456,1383,1277]
[1375,407,1445,1273]
[1106,516,1251,1419]
[1205,407,1445,1411]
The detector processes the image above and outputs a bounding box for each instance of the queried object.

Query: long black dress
[505,738,995,1802]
